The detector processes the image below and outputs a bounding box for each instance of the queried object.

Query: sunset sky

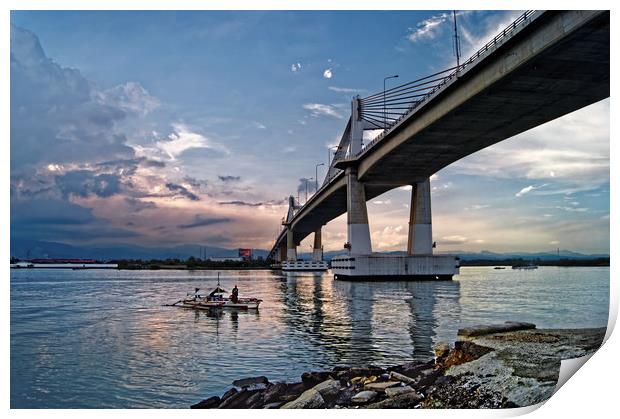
[10,10,610,254]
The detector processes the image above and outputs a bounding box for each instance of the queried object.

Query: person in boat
[231,285,239,303]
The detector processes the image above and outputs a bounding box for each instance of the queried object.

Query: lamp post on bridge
[383,74,399,128]
[315,163,324,192]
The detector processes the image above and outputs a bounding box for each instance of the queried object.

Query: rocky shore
[191,323,606,409]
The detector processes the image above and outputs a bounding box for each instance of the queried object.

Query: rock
[302,371,333,388]
[350,376,364,385]
[366,391,424,408]
[262,382,288,404]
[351,390,378,404]
[336,366,385,381]
[434,342,450,359]
[233,376,269,389]
[417,369,442,389]
[281,388,325,409]
[457,321,536,338]
[218,389,261,409]
[385,386,415,397]
[221,387,238,402]
[263,402,284,409]
[388,371,417,385]
[312,379,341,401]
[245,391,265,408]
[334,386,358,406]
[361,375,378,385]
[364,381,401,392]
[379,373,390,381]
[281,382,305,400]
[442,341,493,368]
[190,395,220,409]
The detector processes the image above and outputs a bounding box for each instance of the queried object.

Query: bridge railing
[356,10,537,157]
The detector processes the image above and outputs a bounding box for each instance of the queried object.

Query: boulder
[337,366,385,381]
[218,389,260,409]
[233,376,269,389]
[262,382,288,404]
[364,381,400,392]
[245,391,265,408]
[302,371,333,388]
[334,386,358,407]
[221,387,238,402]
[385,386,415,398]
[441,341,493,368]
[190,395,220,409]
[351,390,378,404]
[366,391,424,409]
[281,388,325,409]
[312,379,341,401]
[389,371,416,385]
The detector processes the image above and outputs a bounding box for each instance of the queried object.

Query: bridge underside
[271,10,609,255]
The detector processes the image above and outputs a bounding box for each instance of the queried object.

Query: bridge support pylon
[346,166,372,256]
[407,178,433,255]
[312,228,323,262]
[286,229,297,261]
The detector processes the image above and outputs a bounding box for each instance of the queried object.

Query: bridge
[269,10,610,279]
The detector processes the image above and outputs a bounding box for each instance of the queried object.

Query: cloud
[218,175,241,182]
[440,235,468,245]
[219,200,263,207]
[165,182,200,201]
[94,81,159,117]
[291,62,302,72]
[515,184,545,197]
[323,68,333,79]
[177,215,232,229]
[55,170,122,198]
[328,86,362,93]
[303,103,343,119]
[452,100,609,194]
[297,177,317,195]
[407,12,450,42]
[10,24,139,172]
[154,123,228,161]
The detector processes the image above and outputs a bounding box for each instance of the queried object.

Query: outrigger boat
[178,275,262,310]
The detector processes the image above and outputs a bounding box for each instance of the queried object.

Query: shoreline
[191,323,606,409]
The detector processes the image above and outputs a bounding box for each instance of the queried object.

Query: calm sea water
[10,266,609,408]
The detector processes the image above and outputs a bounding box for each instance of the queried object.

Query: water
[10,266,609,408]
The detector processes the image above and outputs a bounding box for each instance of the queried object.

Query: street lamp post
[383,74,399,128]
[315,163,324,192]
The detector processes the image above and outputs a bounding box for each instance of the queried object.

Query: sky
[9,10,610,254]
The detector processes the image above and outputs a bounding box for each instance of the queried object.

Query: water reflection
[280,272,461,363]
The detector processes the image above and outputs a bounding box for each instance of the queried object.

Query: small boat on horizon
[511,264,538,270]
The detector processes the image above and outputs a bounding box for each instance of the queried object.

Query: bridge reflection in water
[279,273,461,364]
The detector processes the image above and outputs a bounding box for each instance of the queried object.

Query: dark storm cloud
[177,215,232,229]
[165,183,200,201]
[218,175,241,182]
[183,176,207,188]
[55,170,122,198]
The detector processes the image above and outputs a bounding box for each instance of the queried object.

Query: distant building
[209,256,244,262]
[238,248,253,260]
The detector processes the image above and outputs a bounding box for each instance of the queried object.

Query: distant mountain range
[10,238,608,262]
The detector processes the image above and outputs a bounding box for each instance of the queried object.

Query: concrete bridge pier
[312,228,323,262]
[277,242,287,263]
[407,178,433,255]
[346,166,372,255]
[286,229,297,261]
